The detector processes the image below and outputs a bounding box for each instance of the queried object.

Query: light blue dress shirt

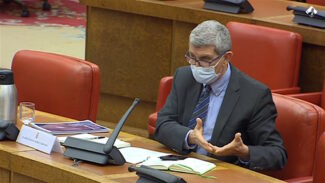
[185,63,231,155]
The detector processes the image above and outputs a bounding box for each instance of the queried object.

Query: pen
[91,136,106,139]
[137,156,151,165]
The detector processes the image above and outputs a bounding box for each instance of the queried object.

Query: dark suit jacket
[154,65,287,170]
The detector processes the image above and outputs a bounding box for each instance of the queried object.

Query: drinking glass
[19,102,35,125]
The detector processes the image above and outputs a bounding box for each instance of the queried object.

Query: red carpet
[0,0,86,27]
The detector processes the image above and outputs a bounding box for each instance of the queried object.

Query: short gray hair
[189,20,232,54]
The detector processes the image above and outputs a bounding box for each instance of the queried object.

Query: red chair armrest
[271,87,300,95]
[148,112,158,137]
[285,176,313,183]
[288,92,322,106]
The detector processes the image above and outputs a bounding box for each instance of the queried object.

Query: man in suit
[154,20,287,170]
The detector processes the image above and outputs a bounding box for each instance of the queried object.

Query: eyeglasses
[185,51,225,67]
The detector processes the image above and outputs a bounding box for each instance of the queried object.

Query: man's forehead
[189,44,217,54]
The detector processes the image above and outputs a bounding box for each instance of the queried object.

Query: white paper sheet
[119,147,170,164]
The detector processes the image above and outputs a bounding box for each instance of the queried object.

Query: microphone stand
[62,98,140,165]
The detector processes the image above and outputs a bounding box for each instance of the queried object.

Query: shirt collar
[209,63,231,96]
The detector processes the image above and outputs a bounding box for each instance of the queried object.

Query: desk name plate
[17,125,62,154]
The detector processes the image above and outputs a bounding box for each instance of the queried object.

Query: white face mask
[190,60,223,84]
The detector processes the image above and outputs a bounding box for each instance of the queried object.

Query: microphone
[128,165,187,183]
[63,98,140,165]
[104,98,140,154]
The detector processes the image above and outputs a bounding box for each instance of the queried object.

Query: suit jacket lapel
[210,65,240,144]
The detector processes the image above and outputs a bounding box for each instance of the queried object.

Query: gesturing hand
[188,118,213,152]
[208,133,250,160]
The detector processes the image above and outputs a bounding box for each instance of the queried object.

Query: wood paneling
[87,7,172,102]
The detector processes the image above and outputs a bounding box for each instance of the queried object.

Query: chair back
[12,50,101,122]
[314,132,325,183]
[148,76,173,136]
[266,93,325,180]
[226,22,302,94]
[155,76,173,112]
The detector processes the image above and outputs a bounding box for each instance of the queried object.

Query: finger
[194,118,203,130]
[208,143,217,151]
[196,137,212,151]
[200,142,213,152]
[234,133,242,143]
[208,143,222,154]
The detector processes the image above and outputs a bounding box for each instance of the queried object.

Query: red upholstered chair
[264,93,325,181]
[314,132,325,183]
[148,76,173,138]
[289,78,325,109]
[12,50,100,122]
[307,0,325,6]
[284,79,325,183]
[286,132,325,183]
[226,22,302,94]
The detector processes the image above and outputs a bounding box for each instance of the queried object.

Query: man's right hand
[188,118,213,152]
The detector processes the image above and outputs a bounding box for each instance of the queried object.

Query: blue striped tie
[188,85,211,129]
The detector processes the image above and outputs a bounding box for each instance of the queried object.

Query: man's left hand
[207,133,250,160]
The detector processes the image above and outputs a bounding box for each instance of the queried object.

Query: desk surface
[0,111,285,183]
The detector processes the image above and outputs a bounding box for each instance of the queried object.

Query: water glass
[19,102,35,125]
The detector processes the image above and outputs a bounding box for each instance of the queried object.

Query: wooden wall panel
[171,21,197,73]
[86,7,172,102]
[299,43,325,92]
[98,94,155,129]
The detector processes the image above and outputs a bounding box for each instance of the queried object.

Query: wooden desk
[0,141,33,183]
[80,0,325,129]
[1,111,285,183]
[0,111,75,183]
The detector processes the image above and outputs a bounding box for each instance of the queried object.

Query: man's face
[188,44,229,75]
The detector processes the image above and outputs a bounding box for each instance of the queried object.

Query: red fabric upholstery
[307,0,325,6]
[286,176,313,183]
[12,50,101,122]
[264,94,325,180]
[226,22,302,94]
[289,78,325,109]
[289,80,325,183]
[155,76,173,112]
[287,132,325,183]
[314,132,325,183]
[147,76,173,137]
